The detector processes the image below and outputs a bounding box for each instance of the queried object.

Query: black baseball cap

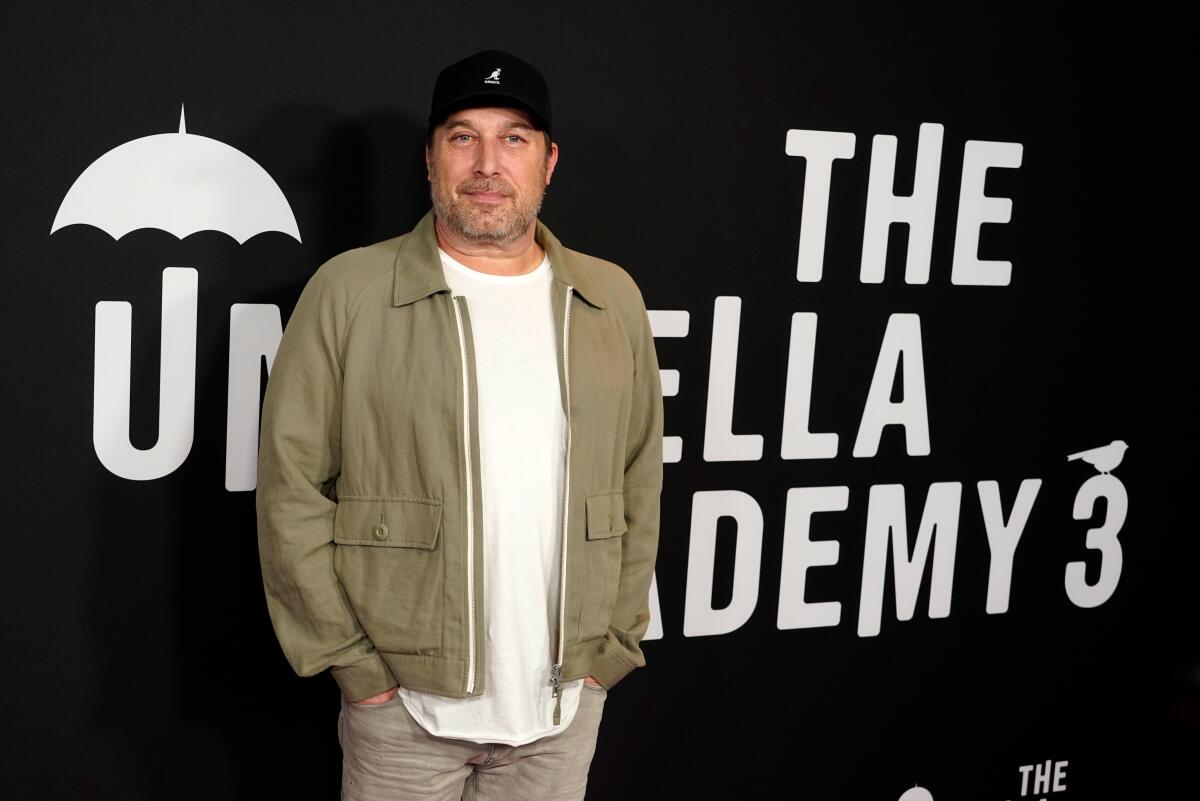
[428,49,553,138]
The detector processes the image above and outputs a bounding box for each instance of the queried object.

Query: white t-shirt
[395,247,584,746]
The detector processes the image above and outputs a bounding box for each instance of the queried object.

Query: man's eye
[452,133,472,142]
[505,135,524,144]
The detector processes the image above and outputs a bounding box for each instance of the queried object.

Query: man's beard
[429,161,547,246]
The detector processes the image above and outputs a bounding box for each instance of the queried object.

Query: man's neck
[434,216,545,276]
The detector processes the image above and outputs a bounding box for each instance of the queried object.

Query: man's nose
[472,136,501,176]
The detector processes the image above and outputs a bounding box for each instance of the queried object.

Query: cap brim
[429,92,550,134]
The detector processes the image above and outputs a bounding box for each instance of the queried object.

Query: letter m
[857,482,963,637]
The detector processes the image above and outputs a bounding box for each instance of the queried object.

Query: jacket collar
[391,209,607,309]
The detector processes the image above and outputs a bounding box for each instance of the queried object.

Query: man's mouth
[463,191,509,203]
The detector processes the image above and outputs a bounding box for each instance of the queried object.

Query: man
[256,49,663,800]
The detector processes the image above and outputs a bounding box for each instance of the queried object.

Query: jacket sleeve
[588,281,664,689]
[255,264,398,702]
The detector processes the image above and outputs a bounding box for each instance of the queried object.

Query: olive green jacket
[256,209,663,723]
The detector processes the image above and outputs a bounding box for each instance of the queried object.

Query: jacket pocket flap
[333,497,443,549]
[585,491,628,540]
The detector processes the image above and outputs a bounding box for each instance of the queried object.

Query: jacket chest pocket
[333,497,444,656]
[579,489,627,641]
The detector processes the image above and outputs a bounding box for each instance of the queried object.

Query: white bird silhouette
[1067,439,1128,474]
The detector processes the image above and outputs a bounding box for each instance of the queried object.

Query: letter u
[93,266,197,480]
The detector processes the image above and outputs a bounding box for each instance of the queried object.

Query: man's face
[426,106,559,246]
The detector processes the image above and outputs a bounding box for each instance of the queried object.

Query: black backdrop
[1,2,1182,799]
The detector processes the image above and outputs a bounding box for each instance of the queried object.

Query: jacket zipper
[451,294,478,695]
[550,284,574,725]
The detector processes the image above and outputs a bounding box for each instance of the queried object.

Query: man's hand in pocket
[353,685,399,705]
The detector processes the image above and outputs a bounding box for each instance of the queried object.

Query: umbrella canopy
[52,106,301,244]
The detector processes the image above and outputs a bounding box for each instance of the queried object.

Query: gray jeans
[338,683,608,800]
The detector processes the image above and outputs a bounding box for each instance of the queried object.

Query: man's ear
[425,145,432,182]
[545,141,560,185]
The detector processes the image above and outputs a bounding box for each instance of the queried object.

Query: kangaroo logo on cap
[484,68,502,85]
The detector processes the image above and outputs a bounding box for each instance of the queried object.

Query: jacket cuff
[587,636,643,690]
[330,653,398,701]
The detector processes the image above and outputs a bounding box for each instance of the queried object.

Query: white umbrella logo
[53,106,298,487]
[52,105,300,243]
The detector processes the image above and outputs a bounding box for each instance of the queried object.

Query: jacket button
[373,523,390,541]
